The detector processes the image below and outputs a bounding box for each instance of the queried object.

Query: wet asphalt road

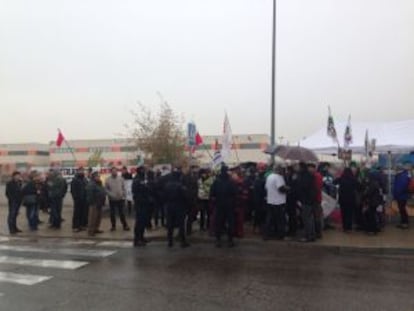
[0,239,413,311]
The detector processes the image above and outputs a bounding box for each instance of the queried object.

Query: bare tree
[128,101,186,165]
[87,150,104,167]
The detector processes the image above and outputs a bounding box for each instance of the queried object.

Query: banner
[322,192,338,218]
[125,180,133,202]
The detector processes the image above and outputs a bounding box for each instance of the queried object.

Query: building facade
[49,139,139,168]
[0,143,50,177]
[0,134,270,179]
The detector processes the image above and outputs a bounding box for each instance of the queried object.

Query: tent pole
[387,151,392,209]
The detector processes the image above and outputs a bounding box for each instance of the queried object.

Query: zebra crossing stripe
[61,240,97,246]
[0,272,52,286]
[0,237,11,242]
[0,245,116,258]
[97,241,132,248]
[0,256,89,270]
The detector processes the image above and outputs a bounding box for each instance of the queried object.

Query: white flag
[221,113,232,161]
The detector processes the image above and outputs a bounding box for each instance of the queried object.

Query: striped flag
[212,138,223,168]
[327,106,337,141]
[344,115,353,149]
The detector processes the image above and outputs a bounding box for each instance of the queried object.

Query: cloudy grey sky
[0,0,413,144]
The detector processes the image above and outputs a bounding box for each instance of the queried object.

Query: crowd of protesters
[4,161,413,248]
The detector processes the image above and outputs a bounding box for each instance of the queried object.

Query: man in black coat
[296,162,317,242]
[132,167,152,247]
[71,167,88,232]
[182,167,199,236]
[210,165,237,248]
[5,172,23,234]
[165,169,189,248]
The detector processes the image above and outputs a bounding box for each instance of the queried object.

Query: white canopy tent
[299,119,414,155]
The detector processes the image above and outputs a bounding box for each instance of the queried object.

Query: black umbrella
[264,145,318,162]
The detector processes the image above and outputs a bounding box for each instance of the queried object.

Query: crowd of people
[4,161,413,248]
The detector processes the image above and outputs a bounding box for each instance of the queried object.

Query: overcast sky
[0,0,413,144]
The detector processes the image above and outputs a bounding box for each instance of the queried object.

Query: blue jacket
[393,171,410,201]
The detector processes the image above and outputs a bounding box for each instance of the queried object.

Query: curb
[3,233,414,256]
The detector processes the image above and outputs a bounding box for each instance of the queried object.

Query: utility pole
[270,0,277,164]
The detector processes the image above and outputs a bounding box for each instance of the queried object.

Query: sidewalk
[1,204,413,252]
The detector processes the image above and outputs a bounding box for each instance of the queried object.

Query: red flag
[195,132,203,146]
[190,132,203,154]
[190,132,202,154]
[56,130,65,147]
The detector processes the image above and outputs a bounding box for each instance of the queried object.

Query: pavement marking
[0,245,116,258]
[0,256,89,270]
[0,236,25,243]
[0,293,4,297]
[97,241,132,248]
[0,272,52,286]
[61,240,97,246]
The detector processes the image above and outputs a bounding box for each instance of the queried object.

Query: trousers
[88,205,102,236]
[134,203,150,242]
[397,200,409,225]
[72,199,88,229]
[49,197,63,228]
[302,204,316,241]
[264,204,286,239]
[8,200,20,232]
[26,204,39,231]
[166,206,186,245]
[109,200,128,229]
[215,207,235,241]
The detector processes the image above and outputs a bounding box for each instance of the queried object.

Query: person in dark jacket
[38,174,49,214]
[210,165,237,248]
[71,167,88,232]
[86,172,106,236]
[362,173,383,234]
[182,167,199,236]
[22,171,41,231]
[47,170,68,229]
[285,165,299,237]
[296,162,317,242]
[335,167,359,233]
[154,170,169,227]
[393,164,411,229]
[5,171,23,234]
[165,169,189,248]
[252,170,266,233]
[132,167,152,247]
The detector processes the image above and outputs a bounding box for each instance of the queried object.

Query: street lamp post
[270,0,276,164]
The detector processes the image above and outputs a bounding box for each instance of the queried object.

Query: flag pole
[224,112,241,164]
[231,135,241,164]
[202,143,214,160]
